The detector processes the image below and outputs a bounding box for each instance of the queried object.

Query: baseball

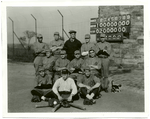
[53,101,57,105]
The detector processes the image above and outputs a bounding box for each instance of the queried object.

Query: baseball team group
[31,30,112,105]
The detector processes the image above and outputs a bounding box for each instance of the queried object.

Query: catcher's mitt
[48,98,60,107]
[61,99,70,108]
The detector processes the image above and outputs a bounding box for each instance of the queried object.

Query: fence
[8,46,35,62]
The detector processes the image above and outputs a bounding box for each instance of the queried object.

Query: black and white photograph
[1,0,150,118]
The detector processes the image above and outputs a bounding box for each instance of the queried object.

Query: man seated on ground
[68,50,84,83]
[77,66,101,104]
[45,69,79,102]
[31,67,52,102]
[42,49,55,84]
[82,49,101,78]
[53,50,70,83]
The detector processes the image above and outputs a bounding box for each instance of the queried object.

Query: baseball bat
[70,103,86,110]
[52,103,61,112]
[35,105,49,108]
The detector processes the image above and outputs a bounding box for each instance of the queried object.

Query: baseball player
[33,34,49,75]
[82,49,101,78]
[53,50,70,83]
[68,50,84,82]
[81,34,96,58]
[77,66,101,103]
[95,33,111,92]
[42,49,55,84]
[45,69,79,101]
[63,30,82,61]
[49,32,64,60]
[31,67,52,102]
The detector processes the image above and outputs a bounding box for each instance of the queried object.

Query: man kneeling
[77,66,101,104]
[45,69,79,102]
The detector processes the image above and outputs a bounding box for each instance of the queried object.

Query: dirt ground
[8,61,144,112]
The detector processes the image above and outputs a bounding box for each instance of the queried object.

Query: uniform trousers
[31,84,52,98]
[80,87,99,99]
[45,70,54,84]
[100,57,110,89]
[33,56,44,75]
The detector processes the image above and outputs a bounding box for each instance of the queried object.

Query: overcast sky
[7,6,98,44]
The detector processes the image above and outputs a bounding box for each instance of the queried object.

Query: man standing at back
[33,34,48,76]
[49,32,64,60]
[81,34,96,58]
[95,33,111,92]
[63,30,82,61]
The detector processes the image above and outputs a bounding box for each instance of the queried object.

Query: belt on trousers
[36,54,45,57]
[99,56,108,58]
[45,69,53,72]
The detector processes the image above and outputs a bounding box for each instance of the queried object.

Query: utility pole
[63,29,69,39]
[31,14,37,42]
[9,17,15,57]
[57,10,64,39]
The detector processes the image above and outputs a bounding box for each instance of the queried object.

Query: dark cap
[85,34,90,39]
[54,32,59,36]
[74,50,80,54]
[61,69,69,74]
[84,66,91,71]
[60,50,66,55]
[100,33,106,38]
[38,67,44,72]
[69,30,77,34]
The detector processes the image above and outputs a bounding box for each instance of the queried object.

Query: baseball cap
[74,50,80,54]
[60,50,66,55]
[54,32,59,36]
[84,66,91,71]
[39,67,44,72]
[61,69,69,74]
[85,34,90,39]
[69,30,77,34]
[100,33,106,38]
[89,49,95,53]
[37,34,43,38]
[45,49,52,53]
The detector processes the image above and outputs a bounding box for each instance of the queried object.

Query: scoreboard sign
[90,14,131,41]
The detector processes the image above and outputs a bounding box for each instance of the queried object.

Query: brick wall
[98,6,144,69]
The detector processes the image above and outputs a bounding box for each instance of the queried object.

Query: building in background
[94,6,144,68]
[98,6,143,40]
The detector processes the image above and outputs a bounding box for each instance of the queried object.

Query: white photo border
[1,0,150,118]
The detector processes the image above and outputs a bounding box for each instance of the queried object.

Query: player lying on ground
[77,66,101,105]
[31,67,52,102]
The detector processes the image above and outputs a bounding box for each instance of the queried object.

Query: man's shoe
[92,99,96,104]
